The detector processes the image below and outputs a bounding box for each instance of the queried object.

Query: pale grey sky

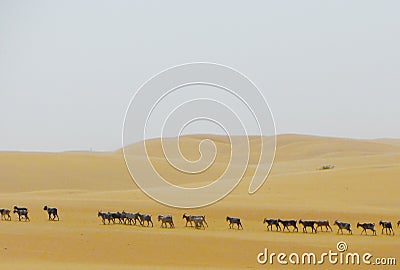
[0,1,399,151]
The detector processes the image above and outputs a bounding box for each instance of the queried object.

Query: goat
[263,218,281,231]
[299,220,317,233]
[357,222,376,235]
[158,215,174,228]
[192,216,206,229]
[133,212,143,225]
[182,213,194,227]
[334,220,352,234]
[98,211,112,224]
[120,211,135,225]
[183,214,208,227]
[278,219,298,232]
[13,208,29,221]
[397,220,400,228]
[0,209,11,221]
[109,212,124,224]
[191,215,208,227]
[226,216,243,230]
[43,206,59,221]
[315,220,332,232]
[379,221,394,235]
[138,213,153,227]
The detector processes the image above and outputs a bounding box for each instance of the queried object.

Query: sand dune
[0,134,399,269]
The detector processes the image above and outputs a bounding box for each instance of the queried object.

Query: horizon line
[1,132,399,153]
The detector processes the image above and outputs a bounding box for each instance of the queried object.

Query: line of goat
[97,211,208,229]
[97,211,154,227]
[1,206,399,236]
[263,218,398,235]
[0,206,59,221]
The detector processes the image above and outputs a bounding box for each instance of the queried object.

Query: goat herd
[97,212,399,236]
[1,206,399,236]
[97,211,208,229]
[0,205,58,221]
[262,218,398,236]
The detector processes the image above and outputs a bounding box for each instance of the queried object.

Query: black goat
[299,220,317,233]
[334,220,352,234]
[13,208,29,221]
[263,218,281,231]
[379,221,394,235]
[357,222,376,236]
[0,209,11,221]
[98,211,112,224]
[315,220,332,232]
[226,216,243,230]
[138,213,153,227]
[158,215,174,228]
[278,219,298,232]
[44,206,59,221]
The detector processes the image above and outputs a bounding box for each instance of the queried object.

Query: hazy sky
[1,1,399,151]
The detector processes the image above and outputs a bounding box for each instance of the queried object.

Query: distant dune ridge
[0,134,399,269]
[1,134,399,192]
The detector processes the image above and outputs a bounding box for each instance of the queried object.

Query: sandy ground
[0,134,399,269]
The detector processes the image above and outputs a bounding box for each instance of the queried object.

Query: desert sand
[0,134,399,269]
